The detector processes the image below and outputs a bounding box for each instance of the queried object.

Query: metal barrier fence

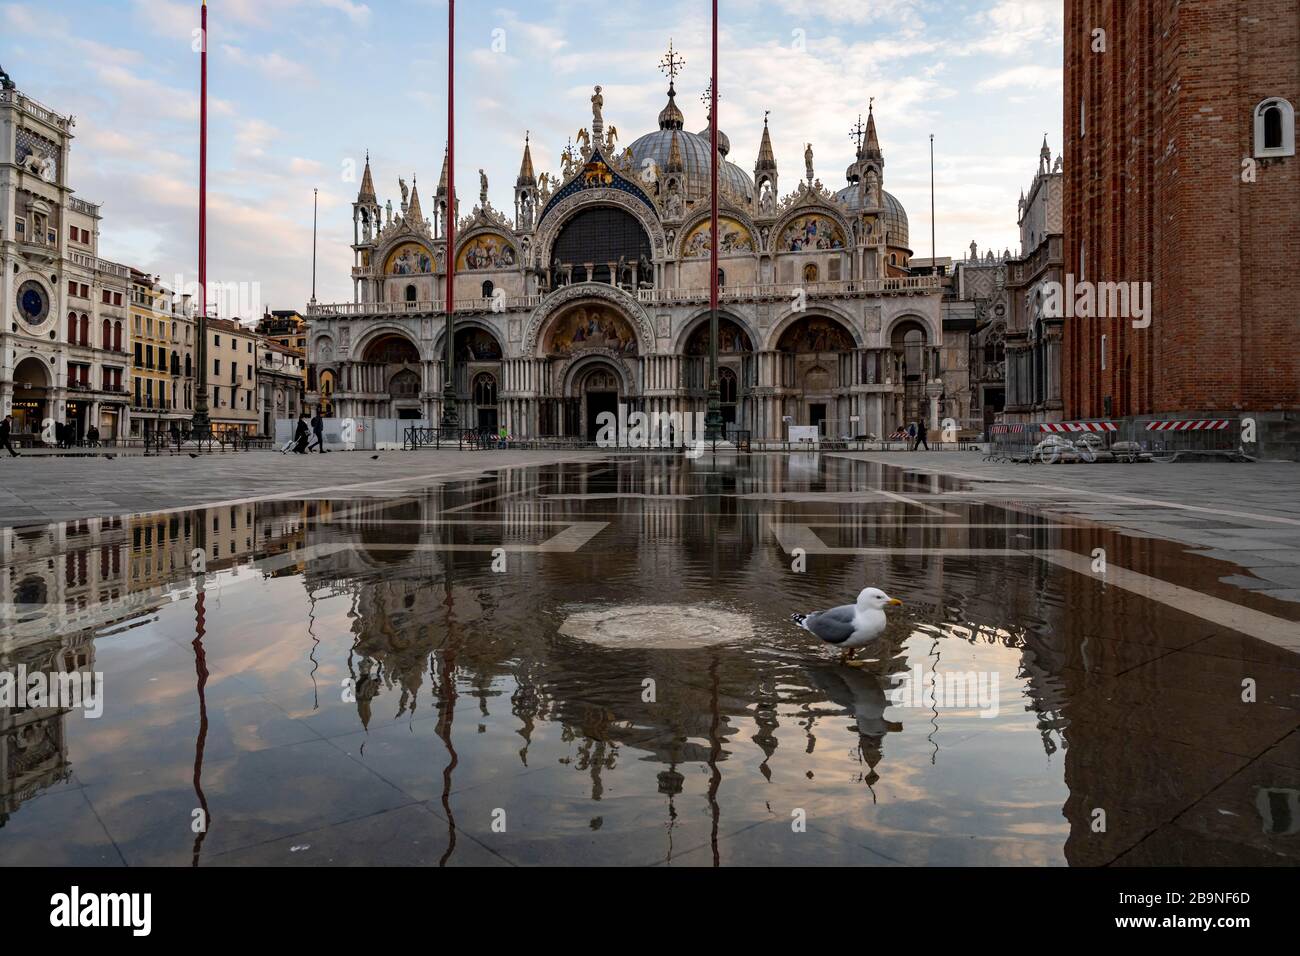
[988,418,1249,463]
[9,434,272,455]
[1135,418,1241,458]
[403,427,753,454]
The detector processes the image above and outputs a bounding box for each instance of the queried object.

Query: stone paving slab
[0,449,606,529]
[834,452,1300,604]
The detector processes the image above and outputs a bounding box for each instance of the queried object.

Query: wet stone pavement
[1,454,1298,866]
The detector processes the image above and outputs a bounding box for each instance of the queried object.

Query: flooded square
[2,455,1298,867]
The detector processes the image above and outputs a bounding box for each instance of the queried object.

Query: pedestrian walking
[292,414,310,454]
[914,421,929,451]
[0,415,18,458]
[905,421,918,450]
[309,410,327,453]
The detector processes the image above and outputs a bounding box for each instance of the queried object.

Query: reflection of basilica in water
[6,460,1282,864]
[306,46,944,440]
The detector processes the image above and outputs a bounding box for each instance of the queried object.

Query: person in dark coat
[309,410,327,453]
[293,414,310,454]
[0,415,18,458]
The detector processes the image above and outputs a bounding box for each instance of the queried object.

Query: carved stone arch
[12,352,56,385]
[431,316,507,356]
[352,323,426,362]
[523,282,657,357]
[884,310,940,345]
[534,189,667,265]
[764,303,864,351]
[675,206,761,259]
[767,203,854,255]
[560,351,634,397]
[673,308,759,355]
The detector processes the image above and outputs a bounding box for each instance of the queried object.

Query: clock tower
[1,77,132,442]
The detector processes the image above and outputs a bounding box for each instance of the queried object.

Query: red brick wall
[1064,0,1299,417]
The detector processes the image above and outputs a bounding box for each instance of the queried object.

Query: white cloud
[977,64,1062,92]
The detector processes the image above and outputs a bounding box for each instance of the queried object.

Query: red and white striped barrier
[1145,420,1231,431]
[1038,422,1118,433]
[990,424,1032,434]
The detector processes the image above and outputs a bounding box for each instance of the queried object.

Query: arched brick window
[1255,98,1296,158]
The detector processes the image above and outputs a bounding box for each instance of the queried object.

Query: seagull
[792,587,902,666]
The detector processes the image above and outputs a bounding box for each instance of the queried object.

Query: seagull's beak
[886,598,903,606]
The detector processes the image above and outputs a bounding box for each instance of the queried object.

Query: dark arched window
[388,368,420,398]
[719,366,738,404]
[404,284,417,303]
[113,321,123,351]
[481,280,494,299]
[102,319,111,348]
[68,312,77,341]
[553,206,651,285]
[473,372,497,407]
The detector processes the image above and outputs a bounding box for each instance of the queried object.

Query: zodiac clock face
[17,280,50,326]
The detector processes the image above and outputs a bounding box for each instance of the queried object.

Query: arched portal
[890,319,931,429]
[12,357,51,436]
[350,332,422,418]
[684,316,753,426]
[774,316,857,436]
[568,361,623,441]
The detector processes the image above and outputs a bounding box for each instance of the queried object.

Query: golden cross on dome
[659,39,685,85]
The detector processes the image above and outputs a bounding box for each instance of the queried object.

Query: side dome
[880,191,909,250]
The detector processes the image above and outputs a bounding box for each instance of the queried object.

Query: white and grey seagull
[792,587,903,666]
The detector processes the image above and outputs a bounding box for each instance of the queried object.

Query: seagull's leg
[844,647,869,668]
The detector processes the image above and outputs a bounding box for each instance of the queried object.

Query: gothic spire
[517,132,536,187]
[436,146,449,197]
[357,151,376,204]
[755,111,777,173]
[407,178,424,224]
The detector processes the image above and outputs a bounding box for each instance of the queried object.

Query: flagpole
[929,134,936,269]
[704,0,723,440]
[440,0,459,436]
[191,0,211,440]
[310,187,318,306]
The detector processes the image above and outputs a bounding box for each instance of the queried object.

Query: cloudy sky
[3,0,1063,316]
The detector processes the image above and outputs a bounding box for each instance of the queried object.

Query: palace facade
[305,57,944,440]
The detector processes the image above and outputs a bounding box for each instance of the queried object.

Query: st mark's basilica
[305,48,944,441]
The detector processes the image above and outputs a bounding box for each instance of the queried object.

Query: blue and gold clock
[17,280,50,326]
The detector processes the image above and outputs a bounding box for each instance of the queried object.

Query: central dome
[629,128,753,200]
